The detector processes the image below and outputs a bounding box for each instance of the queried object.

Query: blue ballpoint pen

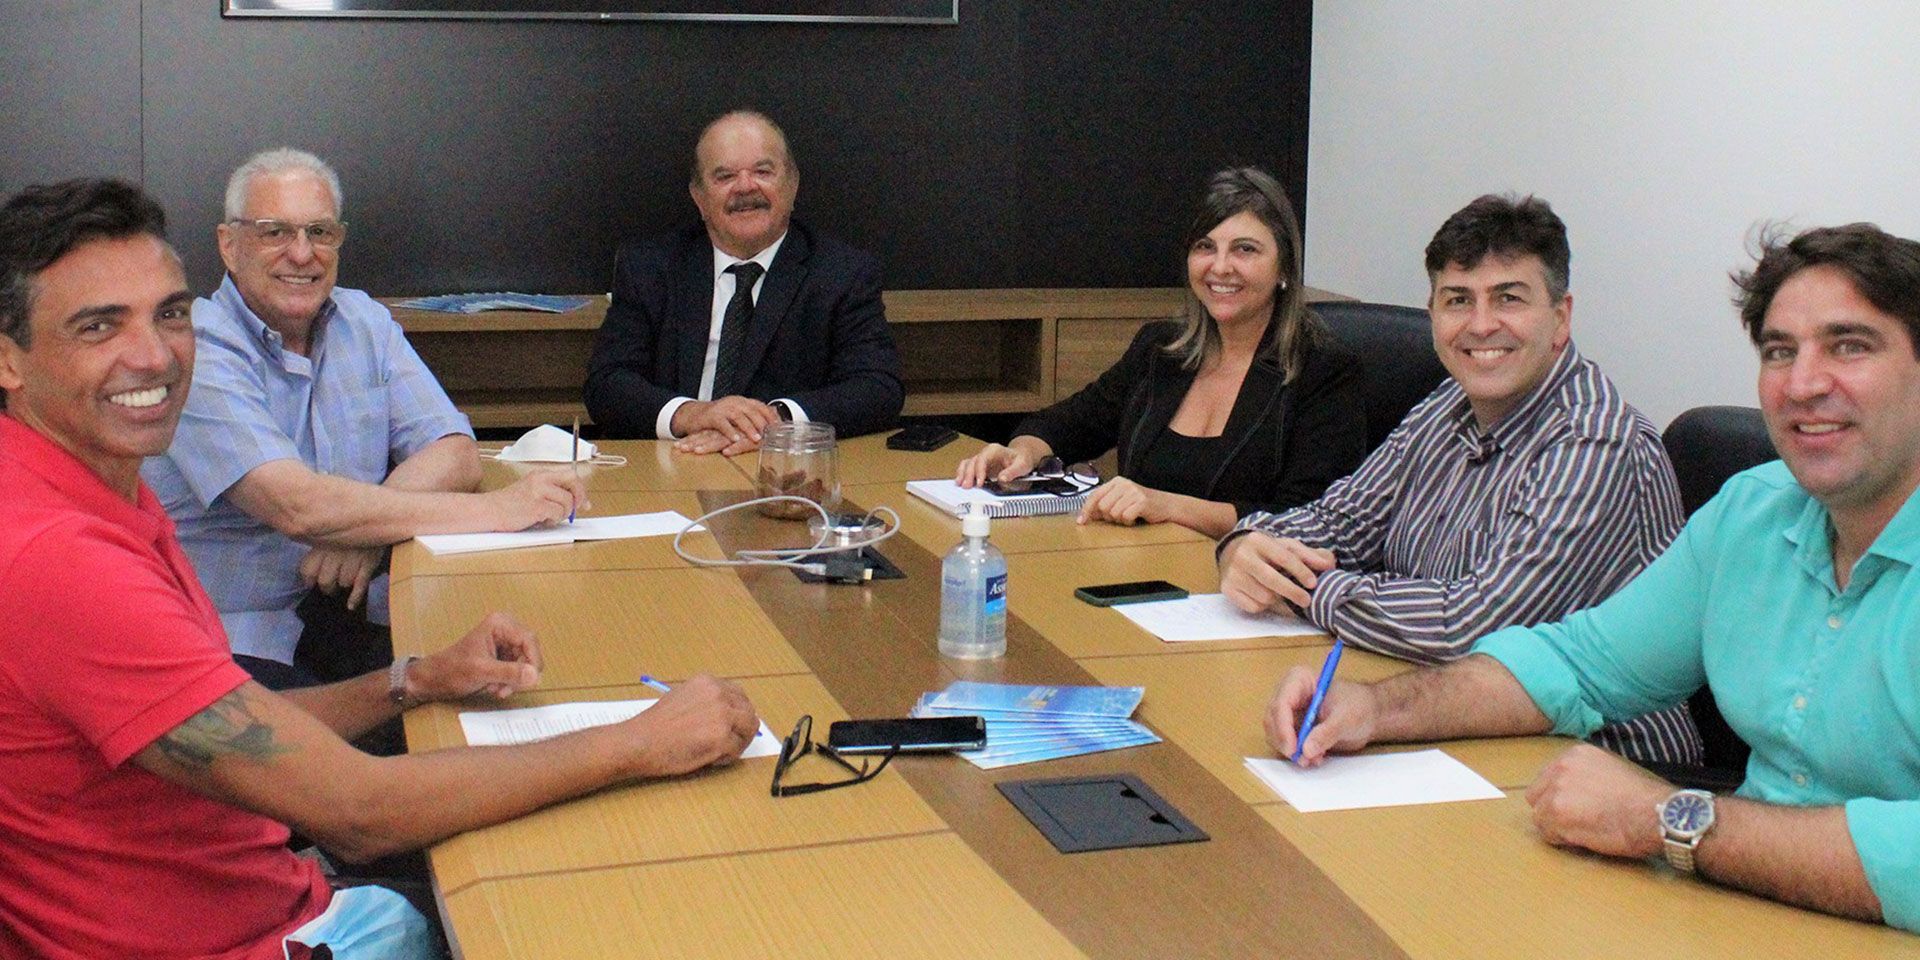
[638,675,672,694]
[1291,640,1344,763]
[568,415,580,523]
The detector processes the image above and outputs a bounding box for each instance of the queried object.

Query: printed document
[461,698,781,758]
[1117,593,1323,642]
[1242,749,1504,812]
[416,510,700,556]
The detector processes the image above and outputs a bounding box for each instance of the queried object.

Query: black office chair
[1659,405,1777,786]
[1311,300,1450,454]
[1664,405,1778,516]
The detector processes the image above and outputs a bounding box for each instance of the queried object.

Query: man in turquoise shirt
[1265,222,1920,931]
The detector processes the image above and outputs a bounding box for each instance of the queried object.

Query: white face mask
[496,424,596,463]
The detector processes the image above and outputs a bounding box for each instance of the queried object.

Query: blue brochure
[394,292,594,314]
[914,683,1157,769]
[965,729,1162,770]
[929,682,1144,718]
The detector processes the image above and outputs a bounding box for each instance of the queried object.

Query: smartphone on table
[1073,580,1189,607]
[886,424,959,452]
[827,715,987,754]
[982,476,1082,497]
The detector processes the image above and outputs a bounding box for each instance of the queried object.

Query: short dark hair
[1424,194,1571,300]
[1732,222,1920,357]
[0,178,169,350]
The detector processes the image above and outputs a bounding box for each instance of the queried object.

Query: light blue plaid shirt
[142,276,472,663]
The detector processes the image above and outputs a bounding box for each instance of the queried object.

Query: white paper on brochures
[414,510,702,556]
[1115,593,1323,642]
[1242,749,1504,813]
[460,698,782,759]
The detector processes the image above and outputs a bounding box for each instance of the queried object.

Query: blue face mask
[282,884,435,960]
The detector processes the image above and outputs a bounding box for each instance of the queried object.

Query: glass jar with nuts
[755,421,840,519]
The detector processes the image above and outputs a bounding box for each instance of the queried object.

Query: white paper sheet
[460,698,781,759]
[415,510,699,556]
[1115,593,1323,642]
[1242,749,1505,812]
[569,511,702,541]
[415,527,577,556]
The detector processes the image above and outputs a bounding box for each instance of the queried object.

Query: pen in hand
[639,675,672,694]
[1292,640,1344,764]
[568,415,580,523]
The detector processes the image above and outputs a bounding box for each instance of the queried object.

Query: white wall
[1306,1,1920,428]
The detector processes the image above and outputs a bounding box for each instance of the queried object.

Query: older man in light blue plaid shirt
[143,148,585,687]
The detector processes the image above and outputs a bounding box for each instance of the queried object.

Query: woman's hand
[955,438,1048,488]
[1078,476,1176,526]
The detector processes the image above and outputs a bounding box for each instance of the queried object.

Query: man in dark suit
[585,110,904,453]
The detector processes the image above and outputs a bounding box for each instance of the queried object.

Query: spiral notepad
[904,479,1089,518]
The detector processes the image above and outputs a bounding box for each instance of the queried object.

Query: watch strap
[389,655,422,708]
[1662,835,1701,873]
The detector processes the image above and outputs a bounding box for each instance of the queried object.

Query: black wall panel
[0,3,145,193]
[8,1,1310,296]
[1015,3,1313,286]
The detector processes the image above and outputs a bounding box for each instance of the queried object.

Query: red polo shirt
[0,414,329,959]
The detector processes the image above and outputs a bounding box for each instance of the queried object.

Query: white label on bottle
[985,574,1007,616]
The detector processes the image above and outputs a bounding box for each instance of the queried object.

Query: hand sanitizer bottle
[939,504,1008,659]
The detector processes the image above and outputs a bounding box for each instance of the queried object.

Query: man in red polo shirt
[0,179,761,959]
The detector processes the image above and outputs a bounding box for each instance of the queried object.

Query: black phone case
[886,425,959,452]
[827,717,985,753]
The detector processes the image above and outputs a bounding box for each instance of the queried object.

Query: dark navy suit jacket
[585,219,904,438]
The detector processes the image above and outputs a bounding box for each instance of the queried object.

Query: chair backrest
[1310,300,1450,453]
[1661,405,1778,515]
[1660,404,1777,776]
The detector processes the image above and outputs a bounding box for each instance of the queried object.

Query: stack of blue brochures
[912,681,1160,769]
[393,292,594,314]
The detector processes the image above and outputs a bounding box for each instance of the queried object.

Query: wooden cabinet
[886,288,1183,416]
[386,288,1343,429]
[391,305,603,429]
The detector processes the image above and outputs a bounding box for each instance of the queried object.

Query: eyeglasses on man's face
[770,714,894,798]
[228,218,348,250]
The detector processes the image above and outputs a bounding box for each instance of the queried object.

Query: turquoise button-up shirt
[1478,461,1920,931]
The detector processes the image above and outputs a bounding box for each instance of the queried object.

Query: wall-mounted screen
[222,0,956,24]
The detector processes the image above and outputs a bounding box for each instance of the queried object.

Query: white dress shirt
[655,232,808,438]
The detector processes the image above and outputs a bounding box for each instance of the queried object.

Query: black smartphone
[1074,580,1189,607]
[827,715,987,754]
[983,476,1081,497]
[886,424,959,452]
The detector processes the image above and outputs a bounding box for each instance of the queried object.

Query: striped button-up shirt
[1230,345,1701,765]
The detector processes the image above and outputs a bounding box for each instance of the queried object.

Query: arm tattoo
[154,688,296,768]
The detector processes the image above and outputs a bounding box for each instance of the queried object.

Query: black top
[1130,429,1227,500]
[1014,319,1368,518]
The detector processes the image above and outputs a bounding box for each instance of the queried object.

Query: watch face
[1661,792,1713,833]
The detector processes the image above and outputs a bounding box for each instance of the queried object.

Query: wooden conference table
[386,435,1909,959]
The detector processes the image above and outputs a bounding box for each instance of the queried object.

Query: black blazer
[584,220,905,439]
[1016,320,1368,517]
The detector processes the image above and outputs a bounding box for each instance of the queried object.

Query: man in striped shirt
[1218,194,1700,765]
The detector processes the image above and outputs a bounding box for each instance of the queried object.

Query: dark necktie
[713,261,764,399]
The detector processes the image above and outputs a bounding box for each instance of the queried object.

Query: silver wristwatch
[388,655,422,709]
[1656,788,1716,873]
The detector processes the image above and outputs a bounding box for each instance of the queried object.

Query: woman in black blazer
[956,167,1367,538]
